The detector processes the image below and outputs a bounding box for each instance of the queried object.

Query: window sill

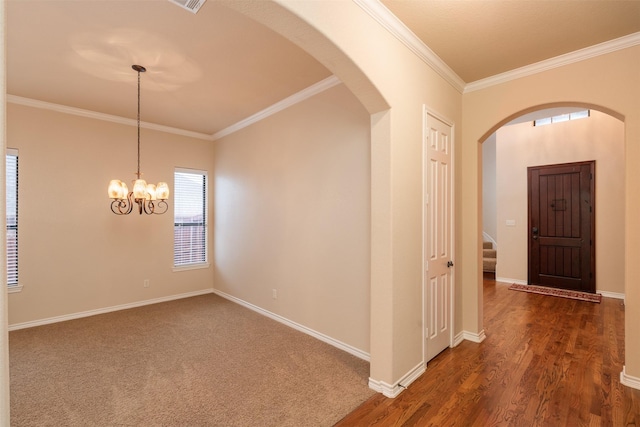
[8,284,23,293]
[173,262,210,272]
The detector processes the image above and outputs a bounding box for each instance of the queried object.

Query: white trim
[175,166,208,176]
[6,95,213,141]
[456,329,486,344]
[368,362,425,398]
[497,277,528,285]
[212,75,341,140]
[8,288,214,331]
[211,288,370,361]
[621,366,640,391]
[482,232,497,249]
[7,285,22,294]
[353,0,465,93]
[172,262,210,272]
[465,32,640,93]
[599,290,625,301]
[453,331,465,347]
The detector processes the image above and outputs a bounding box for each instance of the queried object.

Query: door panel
[528,161,595,292]
[424,112,453,362]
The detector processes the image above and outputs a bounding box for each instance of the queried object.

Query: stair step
[483,248,497,258]
[483,257,497,272]
[482,241,496,272]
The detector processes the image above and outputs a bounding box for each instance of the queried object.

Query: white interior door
[424,111,454,363]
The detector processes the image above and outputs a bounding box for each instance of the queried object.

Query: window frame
[173,167,209,272]
[6,148,21,293]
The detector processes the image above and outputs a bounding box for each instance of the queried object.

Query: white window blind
[6,150,18,286]
[174,169,208,267]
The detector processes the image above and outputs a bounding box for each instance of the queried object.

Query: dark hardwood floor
[336,278,640,426]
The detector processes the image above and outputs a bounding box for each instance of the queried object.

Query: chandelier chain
[137,68,141,179]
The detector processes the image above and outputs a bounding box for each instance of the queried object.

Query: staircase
[483,241,497,276]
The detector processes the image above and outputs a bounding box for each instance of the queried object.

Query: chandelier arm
[111,195,134,215]
[153,200,169,215]
[110,200,123,215]
[142,200,154,215]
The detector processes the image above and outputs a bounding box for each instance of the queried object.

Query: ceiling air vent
[168,0,206,14]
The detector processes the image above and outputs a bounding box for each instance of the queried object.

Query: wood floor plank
[335,279,640,426]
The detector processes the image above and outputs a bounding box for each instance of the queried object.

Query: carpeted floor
[9,294,374,426]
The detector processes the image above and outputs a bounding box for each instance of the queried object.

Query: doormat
[508,283,602,303]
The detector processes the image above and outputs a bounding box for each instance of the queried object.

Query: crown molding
[7,95,214,141]
[353,0,466,93]
[354,1,640,95]
[212,75,341,141]
[465,32,640,93]
[8,76,341,142]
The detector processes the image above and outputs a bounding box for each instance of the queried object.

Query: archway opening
[479,103,625,298]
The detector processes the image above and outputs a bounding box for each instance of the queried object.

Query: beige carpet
[9,294,373,426]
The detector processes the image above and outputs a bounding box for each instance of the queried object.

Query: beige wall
[462,45,640,378]
[214,84,371,353]
[7,104,215,326]
[228,0,464,387]
[495,111,625,294]
[482,136,497,243]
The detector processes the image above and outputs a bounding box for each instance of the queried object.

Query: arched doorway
[480,104,625,297]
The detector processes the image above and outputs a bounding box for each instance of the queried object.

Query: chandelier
[108,65,169,215]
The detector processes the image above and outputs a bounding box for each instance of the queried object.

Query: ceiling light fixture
[108,65,169,215]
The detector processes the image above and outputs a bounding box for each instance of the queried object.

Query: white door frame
[422,106,456,365]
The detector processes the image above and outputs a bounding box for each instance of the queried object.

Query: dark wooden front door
[528,161,595,293]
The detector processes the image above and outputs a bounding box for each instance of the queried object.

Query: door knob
[447,260,454,268]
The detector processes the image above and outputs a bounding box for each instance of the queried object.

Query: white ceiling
[7,0,640,137]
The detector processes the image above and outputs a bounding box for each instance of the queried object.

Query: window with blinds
[6,150,18,287]
[174,169,208,267]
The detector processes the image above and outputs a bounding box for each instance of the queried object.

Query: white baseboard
[8,289,215,331]
[621,366,640,390]
[496,277,527,285]
[453,331,465,347]
[454,329,486,345]
[369,361,425,398]
[211,289,370,362]
[599,290,625,301]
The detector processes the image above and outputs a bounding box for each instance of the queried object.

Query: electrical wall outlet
[272,289,277,299]
[144,279,150,288]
